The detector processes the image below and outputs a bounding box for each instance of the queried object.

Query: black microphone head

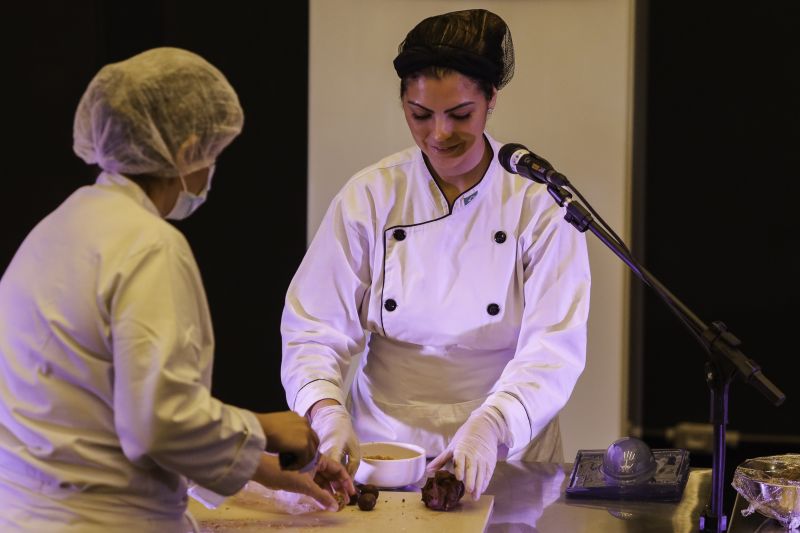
[498,143,529,174]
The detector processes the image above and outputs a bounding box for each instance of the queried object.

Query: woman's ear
[174,133,200,176]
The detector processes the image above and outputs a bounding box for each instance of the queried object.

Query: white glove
[426,406,511,500]
[310,404,361,476]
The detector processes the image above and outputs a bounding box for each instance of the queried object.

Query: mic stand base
[698,341,735,533]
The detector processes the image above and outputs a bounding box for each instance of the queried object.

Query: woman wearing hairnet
[282,10,590,501]
[0,48,353,532]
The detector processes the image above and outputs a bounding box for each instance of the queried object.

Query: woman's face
[402,72,496,179]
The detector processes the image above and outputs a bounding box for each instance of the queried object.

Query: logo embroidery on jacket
[463,191,478,206]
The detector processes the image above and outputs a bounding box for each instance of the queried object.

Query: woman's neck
[426,137,492,207]
[127,174,181,216]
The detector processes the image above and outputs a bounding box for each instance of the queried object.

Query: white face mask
[166,165,214,220]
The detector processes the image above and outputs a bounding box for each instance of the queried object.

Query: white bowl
[355,442,426,489]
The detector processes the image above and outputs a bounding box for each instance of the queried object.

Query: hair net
[393,9,514,89]
[73,47,243,178]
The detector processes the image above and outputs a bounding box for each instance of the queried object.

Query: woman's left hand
[426,407,508,500]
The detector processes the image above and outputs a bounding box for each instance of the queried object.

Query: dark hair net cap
[73,47,243,178]
[393,9,514,89]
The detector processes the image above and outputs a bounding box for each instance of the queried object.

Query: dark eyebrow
[407,101,475,113]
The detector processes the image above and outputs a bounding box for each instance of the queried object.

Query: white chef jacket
[0,173,265,532]
[281,134,590,462]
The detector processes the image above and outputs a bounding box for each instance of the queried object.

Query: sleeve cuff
[481,392,532,451]
[292,379,347,417]
[201,408,266,496]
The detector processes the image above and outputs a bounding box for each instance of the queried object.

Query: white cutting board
[188,486,493,532]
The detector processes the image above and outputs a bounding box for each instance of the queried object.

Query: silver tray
[566,448,691,501]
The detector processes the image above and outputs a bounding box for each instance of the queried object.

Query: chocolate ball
[357,492,377,511]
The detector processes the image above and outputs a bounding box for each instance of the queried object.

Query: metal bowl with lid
[601,437,657,485]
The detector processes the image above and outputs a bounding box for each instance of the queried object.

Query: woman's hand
[254,411,319,470]
[251,452,356,511]
[426,406,509,500]
[308,401,361,477]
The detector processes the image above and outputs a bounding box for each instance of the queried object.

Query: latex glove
[426,406,510,501]
[310,404,361,477]
[251,452,356,512]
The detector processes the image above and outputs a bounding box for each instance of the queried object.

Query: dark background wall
[4,1,309,412]
[631,0,799,512]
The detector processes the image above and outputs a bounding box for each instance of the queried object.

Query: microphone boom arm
[547,180,785,533]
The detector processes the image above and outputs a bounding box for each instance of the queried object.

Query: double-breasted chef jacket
[282,133,590,462]
[0,173,265,532]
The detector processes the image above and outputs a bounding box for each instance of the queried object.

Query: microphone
[498,143,570,188]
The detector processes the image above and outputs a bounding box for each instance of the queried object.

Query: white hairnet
[73,47,243,178]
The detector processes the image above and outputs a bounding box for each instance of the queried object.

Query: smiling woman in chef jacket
[0,47,353,533]
[281,10,590,501]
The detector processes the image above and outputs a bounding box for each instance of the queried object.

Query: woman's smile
[402,72,495,182]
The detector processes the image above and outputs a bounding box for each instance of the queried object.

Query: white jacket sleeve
[482,203,591,453]
[281,192,372,417]
[110,237,266,496]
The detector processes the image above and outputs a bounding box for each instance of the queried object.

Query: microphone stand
[545,184,786,533]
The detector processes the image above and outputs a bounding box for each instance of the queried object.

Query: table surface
[190,488,493,533]
[191,461,783,532]
[485,461,709,533]
[485,461,786,532]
